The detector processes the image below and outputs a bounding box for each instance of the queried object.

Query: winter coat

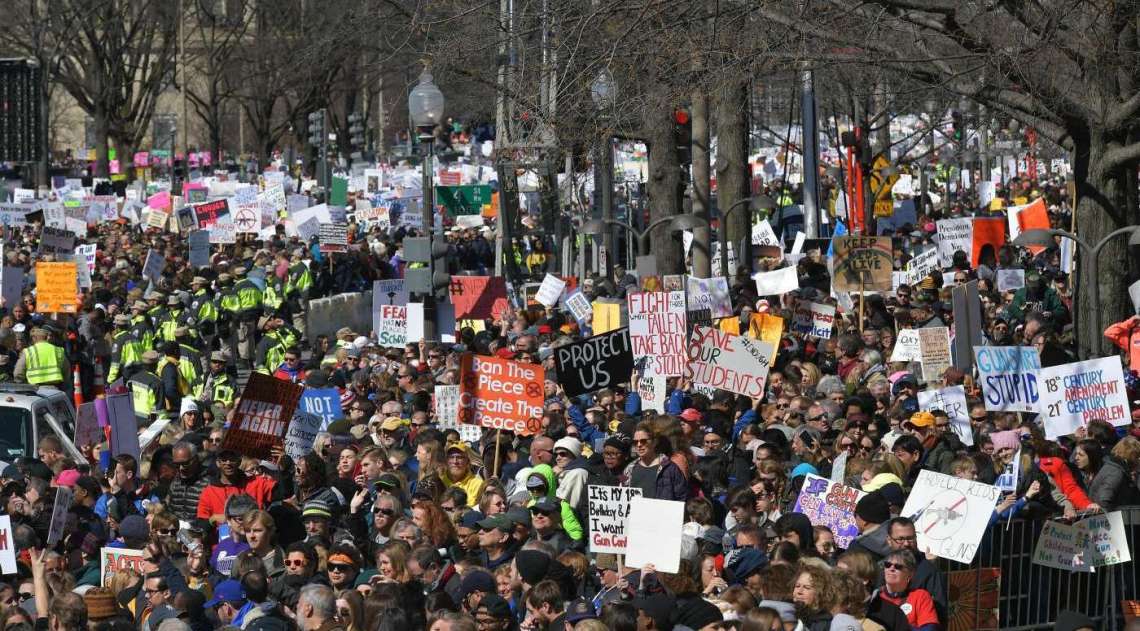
[525,464,584,541]
[1089,455,1140,511]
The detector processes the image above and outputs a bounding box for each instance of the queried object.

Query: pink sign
[147,191,171,210]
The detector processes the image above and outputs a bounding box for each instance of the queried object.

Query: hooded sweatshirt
[526,464,584,541]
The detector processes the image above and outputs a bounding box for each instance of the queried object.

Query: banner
[917,385,974,446]
[555,329,634,398]
[283,411,322,460]
[685,276,733,319]
[901,470,1000,564]
[587,485,643,554]
[974,346,1041,412]
[831,236,893,292]
[299,388,344,432]
[535,274,567,307]
[918,327,952,382]
[628,291,687,377]
[684,326,772,398]
[101,547,146,586]
[936,218,974,268]
[35,262,78,313]
[220,373,305,458]
[376,303,425,348]
[457,354,544,435]
[1033,511,1131,572]
[449,276,509,320]
[1038,356,1130,439]
[792,473,866,549]
[791,300,835,339]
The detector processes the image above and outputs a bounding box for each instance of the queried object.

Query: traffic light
[951,110,964,143]
[307,110,326,147]
[673,107,692,165]
[430,238,451,302]
[403,236,452,302]
[348,111,366,160]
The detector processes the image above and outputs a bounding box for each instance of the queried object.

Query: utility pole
[178,0,188,156]
[801,68,820,238]
[690,56,712,278]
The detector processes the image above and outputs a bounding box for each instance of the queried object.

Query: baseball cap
[680,408,703,423]
[631,593,674,631]
[566,599,598,623]
[204,579,246,608]
[904,411,936,430]
[458,571,496,600]
[530,496,560,514]
[477,514,513,532]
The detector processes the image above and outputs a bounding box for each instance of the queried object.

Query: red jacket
[1038,457,1092,510]
[196,474,276,519]
[1105,316,1140,374]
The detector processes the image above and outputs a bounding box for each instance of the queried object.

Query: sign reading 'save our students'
[587,485,643,554]
[554,329,634,398]
[684,326,772,398]
[458,354,544,435]
[220,373,305,459]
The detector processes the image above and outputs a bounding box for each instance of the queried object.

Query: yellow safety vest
[24,342,65,385]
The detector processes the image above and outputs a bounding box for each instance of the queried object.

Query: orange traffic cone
[93,357,105,398]
[73,364,83,407]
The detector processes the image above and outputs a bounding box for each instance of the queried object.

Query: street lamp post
[409,64,445,340]
[1012,226,1140,358]
[591,69,616,279]
[581,214,708,269]
[718,195,774,279]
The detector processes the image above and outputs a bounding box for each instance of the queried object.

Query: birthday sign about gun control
[458,353,545,435]
[684,326,773,398]
[587,485,643,554]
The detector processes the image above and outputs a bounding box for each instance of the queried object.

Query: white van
[0,384,85,468]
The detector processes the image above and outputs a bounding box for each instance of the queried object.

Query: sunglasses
[883,561,912,571]
[372,507,395,516]
[157,528,177,536]
[328,564,355,573]
[284,560,306,567]
[632,439,650,446]
[554,451,573,459]
[173,460,194,468]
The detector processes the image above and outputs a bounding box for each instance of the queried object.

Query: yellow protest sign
[719,317,740,335]
[593,302,621,333]
[459,319,486,332]
[749,313,784,362]
[36,262,78,313]
[871,155,898,217]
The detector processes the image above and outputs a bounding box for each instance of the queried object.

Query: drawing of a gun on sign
[831,236,894,293]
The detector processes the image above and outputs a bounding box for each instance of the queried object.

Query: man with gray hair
[296,584,341,631]
[165,441,208,522]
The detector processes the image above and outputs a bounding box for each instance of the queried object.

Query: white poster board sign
[624,496,683,573]
[918,327,952,382]
[0,516,16,574]
[752,266,799,295]
[935,218,974,268]
[684,326,772,398]
[284,411,323,460]
[791,301,835,339]
[1038,356,1130,439]
[996,269,1025,292]
[890,329,922,363]
[1033,511,1131,572]
[686,276,733,319]
[628,291,686,377]
[534,274,567,308]
[916,385,974,445]
[901,469,1000,564]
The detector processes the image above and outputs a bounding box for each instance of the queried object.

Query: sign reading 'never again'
[554,329,634,398]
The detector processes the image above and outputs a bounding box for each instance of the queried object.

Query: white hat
[179,398,198,417]
[553,436,582,459]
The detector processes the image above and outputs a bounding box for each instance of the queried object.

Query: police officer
[201,351,236,410]
[216,273,239,362]
[171,327,205,397]
[129,300,156,352]
[128,350,163,421]
[157,294,192,343]
[232,265,264,369]
[15,328,69,387]
[285,251,313,341]
[189,276,219,348]
[253,311,298,374]
[108,314,143,383]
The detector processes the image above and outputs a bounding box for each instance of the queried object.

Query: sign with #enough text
[1038,356,1130,439]
[458,354,545,435]
[628,291,687,377]
[220,373,305,459]
[587,485,643,554]
[684,326,772,398]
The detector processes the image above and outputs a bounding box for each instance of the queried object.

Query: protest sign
[142,249,165,282]
[792,474,867,549]
[39,227,76,258]
[284,411,322,460]
[74,402,101,448]
[564,290,592,323]
[831,236,893,292]
[0,517,14,574]
[917,385,974,445]
[101,548,145,586]
[971,217,1006,268]
[592,301,622,333]
[638,374,667,413]
[1033,512,1131,572]
[1038,356,1130,439]
[752,266,799,295]
[587,485,644,554]
[995,450,1021,493]
[376,303,425,348]
[318,223,348,253]
[299,388,344,432]
[209,220,236,244]
[138,418,172,452]
[194,199,230,229]
[624,496,684,574]
[221,373,305,458]
[450,276,509,320]
[996,269,1025,292]
[686,276,733,318]
[555,329,634,398]
[685,326,772,398]
[628,291,687,377]
[792,301,835,339]
[918,327,952,382]
[936,218,974,268]
[1007,198,1050,247]
[751,219,780,246]
[36,262,78,313]
[1130,279,1140,315]
[46,487,73,546]
[535,274,567,307]
[433,385,483,443]
[902,469,1001,564]
[188,230,210,268]
[373,279,409,306]
[0,268,22,312]
[457,354,545,435]
[902,248,939,287]
[974,346,1041,412]
[103,394,139,458]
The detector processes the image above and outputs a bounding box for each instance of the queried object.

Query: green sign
[435,185,493,216]
[330,176,349,207]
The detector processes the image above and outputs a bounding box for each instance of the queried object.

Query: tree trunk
[1071,128,1140,358]
[715,76,750,278]
[646,91,683,274]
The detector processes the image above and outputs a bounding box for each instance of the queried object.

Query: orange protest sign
[457,354,545,435]
[971,217,1006,268]
[36,262,78,313]
[1009,197,1050,256]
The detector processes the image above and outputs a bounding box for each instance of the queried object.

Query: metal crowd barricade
[935,507,1140,630]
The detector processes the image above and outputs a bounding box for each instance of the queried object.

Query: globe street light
[590,68,617,278]
[408,64,444,339]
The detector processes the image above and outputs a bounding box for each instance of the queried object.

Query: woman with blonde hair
[336,588,366,631]
[244,509,285,578]
[799,362,822,395]
[478,487,508,517]
[415,437,447,501]
[1090,436,1140,510]
[375,540,413,583]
